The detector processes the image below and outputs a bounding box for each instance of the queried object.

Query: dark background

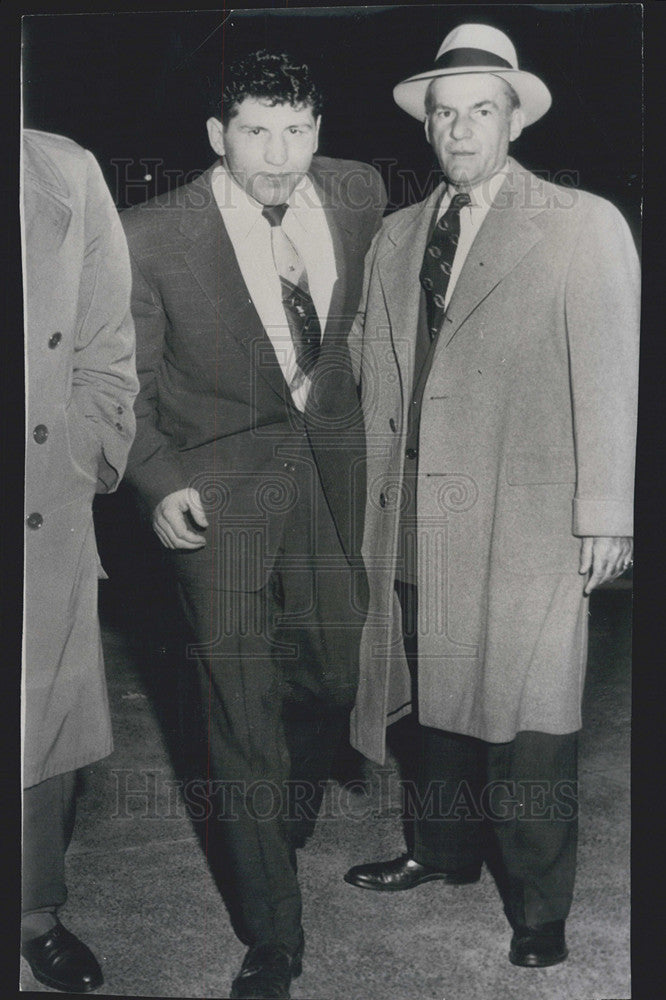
[22,4,642,235]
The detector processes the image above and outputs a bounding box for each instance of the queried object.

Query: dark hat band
[434,47,512,71]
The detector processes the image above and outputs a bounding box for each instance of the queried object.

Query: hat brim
[393,67,552,127]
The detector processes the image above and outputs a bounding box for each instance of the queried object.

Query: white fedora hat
[393,23,552,127]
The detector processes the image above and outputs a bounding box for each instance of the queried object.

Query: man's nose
[264,135,288,165]
[450,115,473,140]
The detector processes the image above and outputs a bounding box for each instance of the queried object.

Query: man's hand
[579,536,633,595]
[152,488,209,550]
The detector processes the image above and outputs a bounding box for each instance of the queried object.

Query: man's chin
[250,174,301,206]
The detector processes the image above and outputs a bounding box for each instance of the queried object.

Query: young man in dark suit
[122,50,386,998]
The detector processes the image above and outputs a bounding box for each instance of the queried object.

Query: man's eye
[288,128,304,135]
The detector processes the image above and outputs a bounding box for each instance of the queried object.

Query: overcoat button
[33,424,48,444]
[26,512,43,530]
[116,405,124,414]
[379,492,386,508]
[48,332,62,348]
[389,418,396,432]
[282,461,296,473]
[115,422,123,431]
[406,447,417,460]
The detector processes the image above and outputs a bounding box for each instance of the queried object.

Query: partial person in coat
[344,23,639,968]
[22,129,138,992]
[121,51,386,999]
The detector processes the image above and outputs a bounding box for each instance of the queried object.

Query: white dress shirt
[436,165,508,309]
[211,163,337,411]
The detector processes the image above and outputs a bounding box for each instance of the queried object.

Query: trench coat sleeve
[565,197,640,537]
[70,150,138,493]
[121,240,188,512]
[348,228,383,387]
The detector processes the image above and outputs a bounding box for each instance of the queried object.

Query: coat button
[282,461,296,473]
[33,424,49,444]
[26,512,43,530]
[48,332,62,348]
[389,418,396,432]
[115,422,123,431]
[379,492,386,508]
[406,447,417,460]
[116,405,124,414]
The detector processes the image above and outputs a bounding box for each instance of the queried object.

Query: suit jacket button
[48,332,63,348]
[379,492,386,508]
[406,447,417,460]
[389,418,396,432]
[283,461,296,473]
[26,512,43,530]
[116,405,124,414]
[115,422,123,431]
[33,424,48,444]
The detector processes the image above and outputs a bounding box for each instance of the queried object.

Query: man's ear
[509,107,525,142]
[206,117,225,157]
[424,114,432,146]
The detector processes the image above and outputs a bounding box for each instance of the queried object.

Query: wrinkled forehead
[426,72,509,108]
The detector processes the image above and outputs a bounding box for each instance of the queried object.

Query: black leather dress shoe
[509,920,568,967]
[344,853,481,892]
[230,935,304,999]
[21,920,103,992]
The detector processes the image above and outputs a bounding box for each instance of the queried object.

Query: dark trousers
[395,580,578,930]
[22,770,77,941]
[176,515,366,953]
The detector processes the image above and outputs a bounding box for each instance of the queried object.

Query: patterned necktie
[262,202,321,376]
[419,191,471,339]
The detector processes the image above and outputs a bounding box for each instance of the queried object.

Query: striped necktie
[262,202,322,376]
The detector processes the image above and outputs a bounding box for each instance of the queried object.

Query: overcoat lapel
[442,164,546,347]
[304,166,371,563]
[376,185,444,410]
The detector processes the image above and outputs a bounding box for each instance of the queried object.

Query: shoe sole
[343,871,480,891]
[24,965,103,993]
[509,948,568,968]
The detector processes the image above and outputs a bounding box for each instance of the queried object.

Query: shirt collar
[441,162,509,213]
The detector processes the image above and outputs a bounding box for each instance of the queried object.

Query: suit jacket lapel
[442,162,546,347]
[309,164,361,339]
[376,185,444,411]
[179,168,289,403]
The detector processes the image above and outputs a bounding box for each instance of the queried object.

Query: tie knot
[450,192,471,211]
[262,203,289,227]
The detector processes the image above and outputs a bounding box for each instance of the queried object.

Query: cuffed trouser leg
[178,579,303,955]
[488,730,578,929]
[22,770,77,942]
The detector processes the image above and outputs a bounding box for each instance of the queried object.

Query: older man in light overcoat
[344,24,639,967]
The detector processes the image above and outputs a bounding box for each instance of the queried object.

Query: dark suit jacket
[122,155,386,590]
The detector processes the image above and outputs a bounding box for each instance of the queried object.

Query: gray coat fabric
[349,160,639,765]
[23,130,138,788]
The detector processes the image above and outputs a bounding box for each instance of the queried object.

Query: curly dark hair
[212,50,324,126]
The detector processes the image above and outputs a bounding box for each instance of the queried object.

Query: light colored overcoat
[22,130,138,788]
[349,159,639,765]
